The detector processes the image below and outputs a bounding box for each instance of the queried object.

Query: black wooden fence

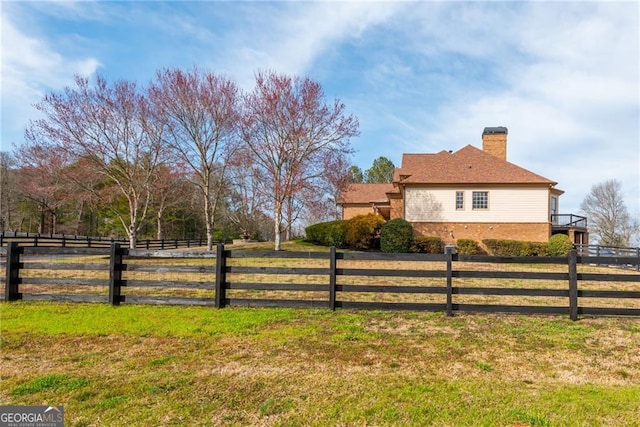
[2,243,640,320]
[0,231,208,249]
[575,243,640,262]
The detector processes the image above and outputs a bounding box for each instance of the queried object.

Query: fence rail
[2,243,639,320]
[0,231,208,250]
[575,243,640,260]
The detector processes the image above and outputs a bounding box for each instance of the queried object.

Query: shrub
[456,239,483,255]
[522,241,550,256]
[345,214,385,250]
[380,219,414,253]
[305,221,327,244]
[483,239,550,256]
[305,220,347,248]
[411,236,443,254]
[326,221,348,248]
[483,239,522,256]
[548,233,574,256]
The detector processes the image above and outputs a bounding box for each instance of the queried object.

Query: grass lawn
[1,302,640,426]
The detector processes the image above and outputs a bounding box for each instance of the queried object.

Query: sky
[1,0,639,217]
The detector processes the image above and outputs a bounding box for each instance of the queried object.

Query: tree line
[9,67,632,249]
[1,68,360,250]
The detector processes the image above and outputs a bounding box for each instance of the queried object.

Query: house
[338,127,588,246]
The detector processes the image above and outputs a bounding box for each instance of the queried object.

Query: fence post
[568,249,578,321]
[445,246,454,317]
[4,242,22,301]
[329,246,337,311]
[108,243,124,306]
[215,243,227,308]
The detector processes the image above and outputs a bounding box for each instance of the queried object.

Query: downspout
[402,184,406,220]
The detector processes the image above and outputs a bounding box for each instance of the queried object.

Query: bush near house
[410,236,444,254]
[523,241,550,256]
[456,239,483,255]
[304,220,347,248]
[345,213,386,250]
[483,239,552,256]
[548,233,574,256]
[380,218,413,253]
[305,214,384,250]
[304,221,328,244]
[483,239,523,256]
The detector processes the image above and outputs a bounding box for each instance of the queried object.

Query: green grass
[1,302,640,426]
[11,374,90,397]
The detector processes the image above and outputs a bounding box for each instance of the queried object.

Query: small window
[472,191,488,209]
[455,191,464,210]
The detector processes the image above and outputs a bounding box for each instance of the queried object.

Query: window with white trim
[472,191,488,209]
[455,191,464,210]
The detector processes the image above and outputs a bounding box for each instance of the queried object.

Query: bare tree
[150,163,191,240]
[149,68,241,250]
[580,179,639,246]
[322,152,353,221]
[241,71,359,250]
[26,75,164,248]
[225,146,270,239]
[13,144,72,234]
[62,155,106,235]
[0,152,15,231]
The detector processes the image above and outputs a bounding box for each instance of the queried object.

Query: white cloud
[211,2,403,89]
[1,11,101,149]
[385,2,640,215]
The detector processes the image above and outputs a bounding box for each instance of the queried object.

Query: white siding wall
[405,187,550,223]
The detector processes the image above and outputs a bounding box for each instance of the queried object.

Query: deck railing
[551,214,587,228]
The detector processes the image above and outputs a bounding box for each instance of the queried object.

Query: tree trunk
[156,211,163,240]
[73,201,84,235]
[204,191,214,251]
[128,223,137,249]
[274,199,282,251]
[38,202,45,234]
[51,211,57,235]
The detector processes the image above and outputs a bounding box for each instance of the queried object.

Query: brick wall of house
[342,206,377,220]
[412,221,551,246]
[390,197,404,220]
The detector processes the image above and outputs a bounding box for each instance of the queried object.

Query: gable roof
[396,145,557,185]
[338,183,395,204]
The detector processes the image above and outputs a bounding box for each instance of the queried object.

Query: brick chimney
[482,126,508,161]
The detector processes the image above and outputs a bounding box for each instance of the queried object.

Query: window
[472,191,488,209]
[455,191,464,210]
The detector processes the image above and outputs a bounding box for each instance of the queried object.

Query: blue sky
[2,1,639,217]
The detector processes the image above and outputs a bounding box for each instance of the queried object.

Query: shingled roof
[338,183,396,204]
[396,145,557,185]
